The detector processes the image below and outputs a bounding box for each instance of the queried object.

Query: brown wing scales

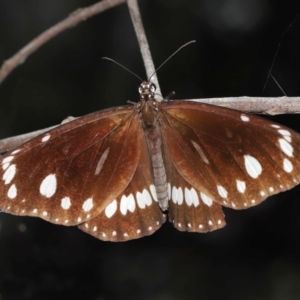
[79,130,166,241]
[160,101,300,211]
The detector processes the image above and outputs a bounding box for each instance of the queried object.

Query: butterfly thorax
[138,81,169,211]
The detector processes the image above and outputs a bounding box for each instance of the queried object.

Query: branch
[0,0,125,84]
[127,0,162,96]
[188,96,300,115]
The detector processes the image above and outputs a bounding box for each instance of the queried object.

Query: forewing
[160,101,300,210]
[0,106,141,225]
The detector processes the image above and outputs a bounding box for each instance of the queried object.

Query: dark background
[1,1,300,299]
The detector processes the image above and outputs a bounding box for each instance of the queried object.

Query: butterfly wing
[164,152,226,232]
[78,129,166,241]
[0,106,143,226]
[160,101,300,221]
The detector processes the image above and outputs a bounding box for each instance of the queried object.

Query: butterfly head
[139,81,156,100]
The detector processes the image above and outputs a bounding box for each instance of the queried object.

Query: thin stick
[188,96,300,115]
[127,0,162,96]
[0,0,125,84]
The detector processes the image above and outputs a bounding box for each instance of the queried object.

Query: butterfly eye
[150,83,156,93]
[138,87,142,94]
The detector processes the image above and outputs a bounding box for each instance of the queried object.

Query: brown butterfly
[0,80,299,241]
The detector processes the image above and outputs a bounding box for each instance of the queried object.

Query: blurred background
[0,0,300,299]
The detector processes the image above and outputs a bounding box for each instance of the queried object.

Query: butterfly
[0,80,299,241]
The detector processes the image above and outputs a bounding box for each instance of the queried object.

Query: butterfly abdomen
[141,98,169,211]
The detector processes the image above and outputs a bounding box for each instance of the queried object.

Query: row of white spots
[104,188,154,219]
[169,186,214,207]
[2,155,18,201]
[275,127,294,174]
[173,219,222,228]
[84,221,161,239]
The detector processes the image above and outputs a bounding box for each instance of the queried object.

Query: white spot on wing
[167,183,171,200]
[191,140,209,164]
[40,174,57,198]
[271,124,280,128]
[127,194,136,213]
[12,149,21,154]
[278,129,291,136]
[172,186,178,204]
[3,164,16,184]
[283,158,293,173]
[190,188,200,207]
[241,114,250,122]
[136,191,145,209]
[217,185,228,198]
[82,198,93,212]
[61,197,71,210]
[184,188,193,206]
[95,147,110,175]
[244,155,262,179]
[105,199,117,218]
[200,192,212,207]
[150,184,158,202]
[278,138,293,157]
[43,211,48,216]
[2,163,10,170]
[236,180,246,193]
[136,189,152,209]
[177,187,183,205]
[8,184,17,199]
[42,134,51,142]
[120,194,137,215]
[2,156,14,165]
[142,189,152,206]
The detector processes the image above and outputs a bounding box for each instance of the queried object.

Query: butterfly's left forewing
[0,106,141,226]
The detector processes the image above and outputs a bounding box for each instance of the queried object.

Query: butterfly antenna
[148,40,196,81]
[102,57,143,81]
